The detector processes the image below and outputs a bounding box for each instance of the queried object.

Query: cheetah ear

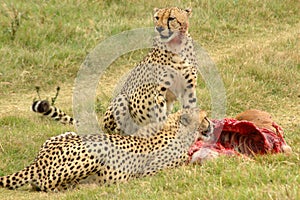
[180,113,192,126]
[153,8,160,13]
[185,8,192,17]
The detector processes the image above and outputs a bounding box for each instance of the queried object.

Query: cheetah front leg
[156,65,198,116]
[155,67,178,117]
[180,66,198,109]
[103,94,140,135]
[152,92,168,122]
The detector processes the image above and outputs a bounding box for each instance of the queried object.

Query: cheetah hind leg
[103,94,140,135]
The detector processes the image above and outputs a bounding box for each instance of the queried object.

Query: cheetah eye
[168,17,175,21]
[154,16,159,20]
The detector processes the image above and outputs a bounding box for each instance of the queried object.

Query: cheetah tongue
[188,118,292,164]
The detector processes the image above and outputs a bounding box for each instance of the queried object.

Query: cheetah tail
[32,100,78,126]
[0,165,33,190]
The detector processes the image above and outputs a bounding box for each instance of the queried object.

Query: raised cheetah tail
[0,165,33,190]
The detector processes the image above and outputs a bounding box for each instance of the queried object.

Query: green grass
[0,0,299,199]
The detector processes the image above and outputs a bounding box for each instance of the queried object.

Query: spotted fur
[103,7,198,135]
[0,108,212,192]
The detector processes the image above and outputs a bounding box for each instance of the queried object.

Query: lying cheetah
[0,108,212,192]
[103,7,198,135]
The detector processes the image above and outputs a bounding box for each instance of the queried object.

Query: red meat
[189,117,292,164]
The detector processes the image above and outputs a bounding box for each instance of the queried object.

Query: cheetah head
[197,110,214,140]
[180,108,214,142]
[153,7,191,42]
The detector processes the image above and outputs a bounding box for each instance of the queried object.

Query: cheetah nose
[156,26,164,33]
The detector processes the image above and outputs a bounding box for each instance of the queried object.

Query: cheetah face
[153,7,191,42]
[198,111,214,141]
[180,109,214,142]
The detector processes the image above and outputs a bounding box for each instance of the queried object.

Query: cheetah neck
[176,125,199,149]
[153,33,196,65]
[154,34,188,52]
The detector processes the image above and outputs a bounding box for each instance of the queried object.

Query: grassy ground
[0,0,299,199]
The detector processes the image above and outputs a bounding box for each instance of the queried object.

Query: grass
[0,0,299,199]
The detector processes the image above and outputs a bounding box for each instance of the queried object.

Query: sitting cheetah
[0,108,212,192]
[103,7,198,135]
